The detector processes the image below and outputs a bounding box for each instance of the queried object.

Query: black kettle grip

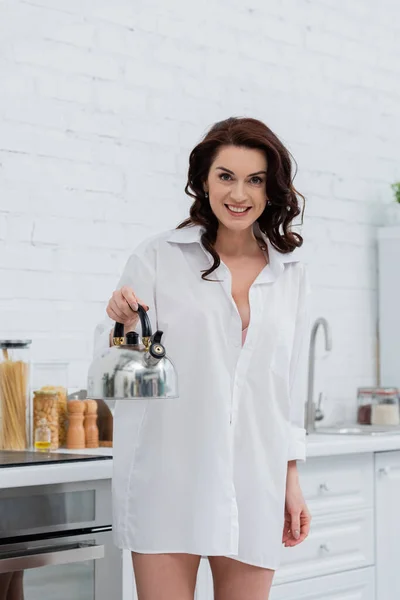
[113,304,152,339]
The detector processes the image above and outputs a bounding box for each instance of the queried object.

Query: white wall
[1,0,399,423]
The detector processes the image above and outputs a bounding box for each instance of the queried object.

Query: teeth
[227,205,248,213]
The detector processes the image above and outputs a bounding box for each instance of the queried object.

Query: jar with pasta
[0,340,32,451]
[39,386,67,447]
[33,390,60,450]
[31,362,68,447]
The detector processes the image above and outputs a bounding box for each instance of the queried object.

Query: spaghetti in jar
[0,340,32,450]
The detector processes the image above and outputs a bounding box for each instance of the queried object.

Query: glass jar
[0,339,32,450]
[33,390,60,450]
[32,361,68,448]
[34,418,51,452]
[371,387,399,426]
[357,387,375,425]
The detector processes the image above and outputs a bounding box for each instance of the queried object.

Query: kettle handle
[113,304,152,340]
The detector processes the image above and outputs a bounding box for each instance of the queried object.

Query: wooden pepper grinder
[66,400,85,450]
[84,399,99,448]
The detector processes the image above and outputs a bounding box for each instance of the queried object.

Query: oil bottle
[34,418,51,452]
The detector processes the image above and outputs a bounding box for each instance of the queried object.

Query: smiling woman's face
[204,145,268,232]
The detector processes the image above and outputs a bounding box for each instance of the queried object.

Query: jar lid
[0,339,32,349]
[375,387,398,395]
[33,390,58,397]
[358,386,398,395]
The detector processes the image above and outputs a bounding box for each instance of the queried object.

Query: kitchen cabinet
[275,453,374,586]
[375,450,400,600]
[274,509,374,585]
[295,453,374,515]
[270,567,375,600]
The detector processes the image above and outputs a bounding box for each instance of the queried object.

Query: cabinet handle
[0,543,104,574]
[319,482,330,492]
[320,543,331,553]
[378,467,391,476]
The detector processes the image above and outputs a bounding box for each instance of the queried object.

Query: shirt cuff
[287,425,307,462]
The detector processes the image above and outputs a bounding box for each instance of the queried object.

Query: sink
[312,424,400,436]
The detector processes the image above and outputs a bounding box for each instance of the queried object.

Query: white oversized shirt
[93,222,310,569]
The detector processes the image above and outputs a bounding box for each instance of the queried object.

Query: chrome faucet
[305,317,333,434]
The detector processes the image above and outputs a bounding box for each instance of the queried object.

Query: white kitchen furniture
[377,225,400,389]
[374,450,400,600]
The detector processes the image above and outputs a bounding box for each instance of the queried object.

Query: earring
[205,192,209,199]
[267,200,272,206]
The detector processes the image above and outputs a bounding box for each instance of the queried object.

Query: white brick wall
[1,0,399,424]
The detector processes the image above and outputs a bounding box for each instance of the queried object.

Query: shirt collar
[166,223,301,282]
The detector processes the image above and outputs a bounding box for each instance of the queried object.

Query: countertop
[306,431,400,458]
[2,433,400,490]
[0,447,113,490]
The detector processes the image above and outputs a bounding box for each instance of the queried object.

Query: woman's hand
[282,461,311,547]
[106,285,149,331]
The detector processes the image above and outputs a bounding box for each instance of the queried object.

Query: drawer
[271,566,375,600]
[298,453,374,515]
[274,509,374,585]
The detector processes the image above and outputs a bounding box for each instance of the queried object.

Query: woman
[94,117,312,600]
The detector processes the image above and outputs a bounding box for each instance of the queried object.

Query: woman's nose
[229,182,247,202]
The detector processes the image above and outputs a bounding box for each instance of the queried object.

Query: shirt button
[232,339,241,347]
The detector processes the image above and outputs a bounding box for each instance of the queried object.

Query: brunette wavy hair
[177,117,305,280]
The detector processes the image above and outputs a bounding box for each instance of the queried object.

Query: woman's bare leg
[0,574,13,600]
[132,552,201,600]
[6,571,24,600]
[208,556,275,600]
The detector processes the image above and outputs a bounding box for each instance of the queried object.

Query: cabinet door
[274,509,374,585]
[270,566,375,600]
[298,454,374,516]
[375,450,400,600]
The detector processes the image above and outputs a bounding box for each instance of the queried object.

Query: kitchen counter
[0,447,113,490]
[306,431,400,458]
[2,433,400,491]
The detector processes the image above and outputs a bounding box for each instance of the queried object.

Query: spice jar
[84,399,99,449]
[0,340,32,450]
[371,387,399,426]
[33,390,60,450]
[66,400,85,450]
[357,388,375,425]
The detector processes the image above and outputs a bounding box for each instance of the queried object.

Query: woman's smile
[225,204,252,217]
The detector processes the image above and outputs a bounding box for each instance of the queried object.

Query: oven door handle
[0,543,104,574]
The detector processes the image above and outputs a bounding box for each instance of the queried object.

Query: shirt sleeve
[287,263,311,462]
[93,240,158,358]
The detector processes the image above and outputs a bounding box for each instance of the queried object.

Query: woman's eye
[250,176,263,185]
[219,173,232,181]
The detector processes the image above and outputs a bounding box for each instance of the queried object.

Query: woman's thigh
[208,556,275,600]
[132,552,201,600]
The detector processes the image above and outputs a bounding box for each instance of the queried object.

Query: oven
[0,479,122,600]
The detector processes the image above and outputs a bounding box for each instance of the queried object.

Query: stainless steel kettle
[87,305,178,402]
